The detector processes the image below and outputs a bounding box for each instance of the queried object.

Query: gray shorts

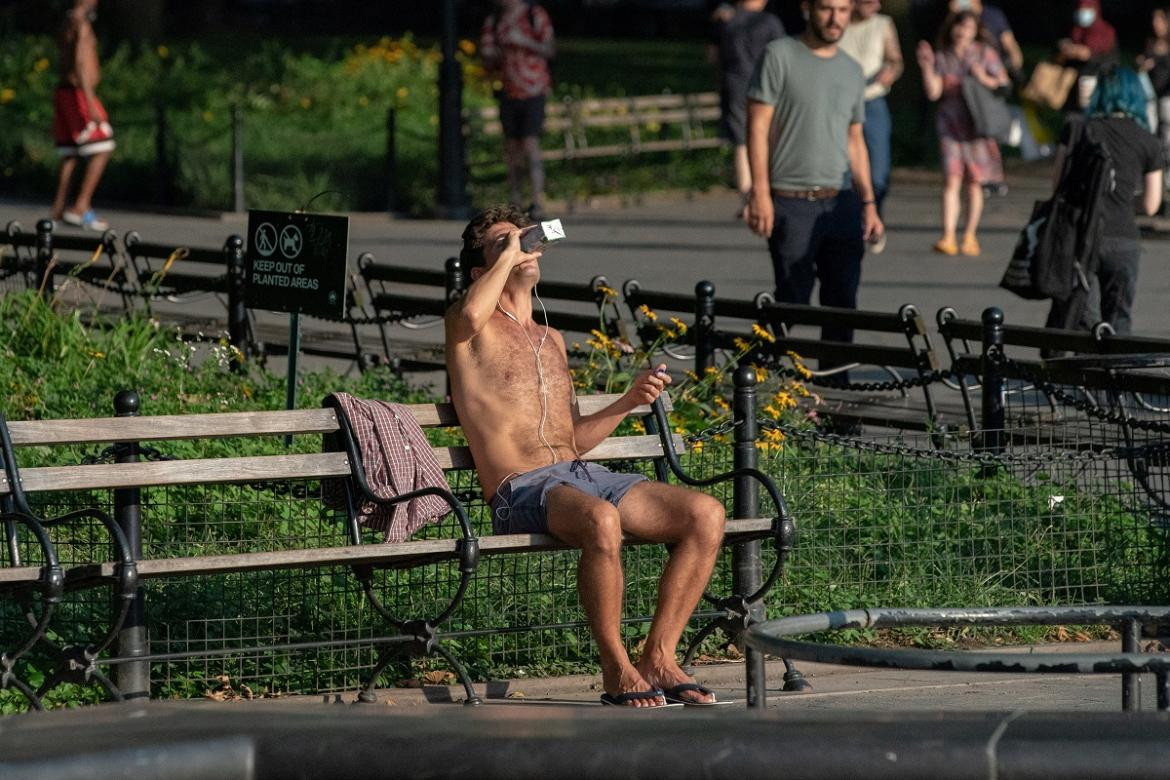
[490,460,647,535]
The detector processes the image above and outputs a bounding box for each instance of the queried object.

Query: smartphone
[520,219,566,252]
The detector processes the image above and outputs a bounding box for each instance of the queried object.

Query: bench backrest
[0,394,679,498]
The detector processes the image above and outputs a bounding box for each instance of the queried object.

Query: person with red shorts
[480,0,555,220]
[51,0,115,232]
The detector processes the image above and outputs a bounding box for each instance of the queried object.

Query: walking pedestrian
[1045,68,1164,335]
[710,0,785,219]
[916,10,1009,257]
[1057,0,1118,113]
[839,0,902,252]
[745,0,883,347]
[1138,4,1170,212]
[479,0,555,219]
[51,0,114,232]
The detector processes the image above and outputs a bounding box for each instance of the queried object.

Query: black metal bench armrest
[648,399,793,605]
[322,396,478,630]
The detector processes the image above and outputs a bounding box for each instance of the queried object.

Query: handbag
[962,76,1014,142]
[1000,199,1052,300]
[1022,62,1078,110]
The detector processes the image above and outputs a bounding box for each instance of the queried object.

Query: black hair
[459,204,533,270]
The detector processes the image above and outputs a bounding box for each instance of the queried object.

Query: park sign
[245,209,349,320]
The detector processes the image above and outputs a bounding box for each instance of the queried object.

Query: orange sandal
[960,235,981,256]
[932,237,958,256]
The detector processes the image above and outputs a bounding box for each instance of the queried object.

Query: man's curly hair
[459,205,533,270]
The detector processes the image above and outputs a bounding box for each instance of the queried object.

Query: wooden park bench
[468,92,723,163]
[0,387,797,711]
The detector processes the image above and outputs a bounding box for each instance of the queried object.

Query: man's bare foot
[602,663,667,708]
[637,656,716,705]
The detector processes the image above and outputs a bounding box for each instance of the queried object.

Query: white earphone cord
[496,284,559,466]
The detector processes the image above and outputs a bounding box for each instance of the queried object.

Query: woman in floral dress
[917,10,1009,256]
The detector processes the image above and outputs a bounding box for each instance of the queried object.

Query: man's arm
[572,364,670,454]
[878,19,904,89]
[848,123,883,242]
[503,10,556,59]
[446,231,525,344]
[73,18,101,116]
[999,29,1024,73]
[1143,170,1164,217]
[746,99,775,238]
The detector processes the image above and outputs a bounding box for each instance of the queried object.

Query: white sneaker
[61,209,109,232]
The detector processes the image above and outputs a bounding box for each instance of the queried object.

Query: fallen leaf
[506,691,526,699]
[423,670,455,685]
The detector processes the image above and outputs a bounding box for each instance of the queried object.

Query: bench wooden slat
[0,434,684,494]
[57,518,775,583]
[6,409,342,446]
[1,452,354,494]
[3,394,669,449]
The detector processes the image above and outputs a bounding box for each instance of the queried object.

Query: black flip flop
[599,688,674,707]
[661,683,731,706]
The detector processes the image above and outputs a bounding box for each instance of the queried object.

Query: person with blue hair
[1046,67,1164,334]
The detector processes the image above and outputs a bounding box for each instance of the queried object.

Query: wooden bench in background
[468,92,723,163]
[0,389,795,710]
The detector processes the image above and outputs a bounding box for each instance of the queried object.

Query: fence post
[979,307,1005,454]
[113,389,149,700]
[1122,617,1142,711]
[155,99,172,205]
[733,365,767,708]
[385,107,398,214]
[225,235,248,370]
[695,280,716,378]
[444,256,465,305]
[35,218,54,299]
[231,103,245,213]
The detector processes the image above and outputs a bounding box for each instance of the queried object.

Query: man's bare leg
[51,156,79,220]
[617,481,726,703]
[504,138,526,207]
[544,484,666,708]
[70,150,111,215]
[522,135,545,212]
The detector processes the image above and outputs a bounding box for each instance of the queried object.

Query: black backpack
[1001,120,1115,301]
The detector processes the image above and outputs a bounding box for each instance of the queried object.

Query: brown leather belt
[772,187,840,201]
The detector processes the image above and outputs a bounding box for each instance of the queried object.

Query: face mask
[1076,8,1096,27]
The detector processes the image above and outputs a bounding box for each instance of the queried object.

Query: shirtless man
[51,0,115,232]
[446,205,727,707]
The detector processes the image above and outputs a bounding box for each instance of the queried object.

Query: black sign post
[245,210,349,440]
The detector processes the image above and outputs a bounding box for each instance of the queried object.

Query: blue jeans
[766,190,865,345]
[863,97,892,215]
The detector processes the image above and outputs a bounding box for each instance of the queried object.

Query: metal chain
[683,418,741,443]
[767,362,959,393]
[989,349,1170,435]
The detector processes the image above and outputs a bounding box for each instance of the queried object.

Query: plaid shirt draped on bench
[323,393,452,542]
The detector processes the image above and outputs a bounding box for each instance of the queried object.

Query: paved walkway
[4,162,1169,383]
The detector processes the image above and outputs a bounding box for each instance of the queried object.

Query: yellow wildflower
[691,439,704,454]
[631,419,646,434]
[639,304,657,321]
[157,45,170,59]
[358,95,370,107]
[201,110,214,123]
[589,328,611,346]
[396,86,410,101]
[714,396,730,412]
[458,39,477,56]
[598,285,618,299]
[704,366,720,376]
[774,391,796,410]
[0,88,13,104]
[763,403,781,420]
[658,326,678,340]
[299,97,312,109]
[684,370,700,381]
[753,365,768,383]
[751,323,777,344]
[733,337,750,352]
[33,58,49,73]
[670,317,688,335]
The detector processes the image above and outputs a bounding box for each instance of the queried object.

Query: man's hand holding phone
[626,363,672,408]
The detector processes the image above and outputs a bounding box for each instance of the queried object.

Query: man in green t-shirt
[746,0,883,347]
